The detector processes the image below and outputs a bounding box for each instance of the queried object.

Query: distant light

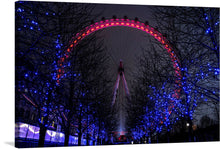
[46,12,48,15]
[186,123,189,127]
[30,26,33,30]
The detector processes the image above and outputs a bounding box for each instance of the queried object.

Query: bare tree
[15,1,99,147]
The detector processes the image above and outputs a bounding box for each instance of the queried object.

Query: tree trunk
[38,125,47,147]
[64,126,70,146]
[86,133,89,145]
[188,118,193,142]
[167,130,170,143]
[156,133,159,143]
[78,132,82,146]
[78,107,82,146]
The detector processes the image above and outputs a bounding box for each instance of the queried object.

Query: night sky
[89,3,163,89]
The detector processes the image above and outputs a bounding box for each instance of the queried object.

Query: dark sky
[90,3,160,89]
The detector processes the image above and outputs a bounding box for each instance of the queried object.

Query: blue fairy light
[30,26,33,30]
[46,12,49,15]
[67,62,71,67]
[17,8,22,12]
[201,94,204,98]
[56,44,61,49]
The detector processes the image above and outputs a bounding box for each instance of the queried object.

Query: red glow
[56,18,182,103]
